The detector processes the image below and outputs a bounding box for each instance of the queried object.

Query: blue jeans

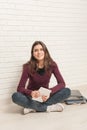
[12,88,71,112]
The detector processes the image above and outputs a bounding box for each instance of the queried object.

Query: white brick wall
[0,0,87,102]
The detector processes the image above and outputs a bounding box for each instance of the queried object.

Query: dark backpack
[64,90,87,105]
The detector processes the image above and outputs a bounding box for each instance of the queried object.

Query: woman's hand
[41,95,49,102]
[31,90,50,102]
[31,90,40,98]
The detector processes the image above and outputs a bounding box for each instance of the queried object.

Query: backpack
[64,90,87,105]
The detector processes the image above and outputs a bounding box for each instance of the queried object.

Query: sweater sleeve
[49,62,66,94]
[17,64,32,96]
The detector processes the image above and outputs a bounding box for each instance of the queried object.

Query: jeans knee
[12,92,20,103]
[66,88,71,97]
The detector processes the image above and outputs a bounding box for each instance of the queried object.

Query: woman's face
[33,44,45,62]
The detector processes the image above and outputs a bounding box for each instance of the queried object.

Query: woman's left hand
[41,95,49,102]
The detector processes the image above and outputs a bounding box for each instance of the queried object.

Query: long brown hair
[28,41,54,75]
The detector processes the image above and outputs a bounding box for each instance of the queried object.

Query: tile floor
[0,86,87,130]
[0,101,87,130]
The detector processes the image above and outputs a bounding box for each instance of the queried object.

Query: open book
[32,87,51,102]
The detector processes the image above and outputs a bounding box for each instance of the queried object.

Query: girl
[12,41,71,114]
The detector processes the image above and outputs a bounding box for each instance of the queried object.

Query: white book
[32,87,51,102]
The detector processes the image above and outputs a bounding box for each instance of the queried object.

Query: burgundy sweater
[17,62,66,96]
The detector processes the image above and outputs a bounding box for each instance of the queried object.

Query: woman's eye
[34,48,43,52]
[40,48,44,51]
[34,49,38,52]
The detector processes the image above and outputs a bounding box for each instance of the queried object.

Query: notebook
[32,87,51,102]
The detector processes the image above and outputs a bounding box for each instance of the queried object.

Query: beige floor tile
[0,102,87,130]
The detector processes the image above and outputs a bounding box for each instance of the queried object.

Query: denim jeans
[12,88,71,112]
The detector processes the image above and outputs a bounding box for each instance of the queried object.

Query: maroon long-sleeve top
[17,62,66,96]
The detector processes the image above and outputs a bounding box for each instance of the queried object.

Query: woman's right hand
[31,90,40,98]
